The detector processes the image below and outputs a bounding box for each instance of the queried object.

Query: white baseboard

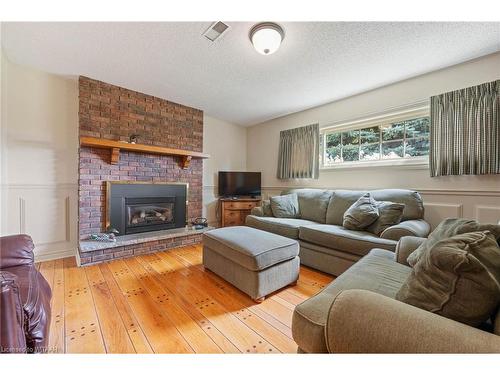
[34,248,76,263]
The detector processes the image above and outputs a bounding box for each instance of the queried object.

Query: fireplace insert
[106,182,187,235]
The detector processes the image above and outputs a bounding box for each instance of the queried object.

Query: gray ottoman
[202,226,300,302]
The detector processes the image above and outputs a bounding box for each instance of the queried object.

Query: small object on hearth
[129,134,139,144]
[192,217,208,230]
[88,233,117,242]
[105,227,120,235]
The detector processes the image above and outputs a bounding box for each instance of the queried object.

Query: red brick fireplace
[78,76,205,265]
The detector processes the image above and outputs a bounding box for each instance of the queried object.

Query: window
[321,114,430,168]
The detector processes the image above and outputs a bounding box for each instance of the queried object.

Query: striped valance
[277,123,319,179]
[430,79,500,177]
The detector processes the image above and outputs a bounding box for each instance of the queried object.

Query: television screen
[218,171,261,197]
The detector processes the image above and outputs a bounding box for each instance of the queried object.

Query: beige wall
[1,52,79,261]
[203,115,247,226]
[247,52,500,227]
[0,53,247,259]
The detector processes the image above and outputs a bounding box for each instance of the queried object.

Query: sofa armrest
[326,289,500,353]
[0,271,27,353]
[380,219,430,241]
[394,236,426,266]
[250,207,264,216]
[0,235,35,269]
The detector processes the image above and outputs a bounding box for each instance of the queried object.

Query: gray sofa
[246,188,430,276]
[292,236,500,353]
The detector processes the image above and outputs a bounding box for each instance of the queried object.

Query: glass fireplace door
[124,197,176,234]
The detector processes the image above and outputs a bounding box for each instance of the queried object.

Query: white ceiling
[2,22,499,126]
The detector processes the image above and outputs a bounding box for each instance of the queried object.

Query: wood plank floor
[37,244,334,353]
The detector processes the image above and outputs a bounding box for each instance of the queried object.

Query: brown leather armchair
[0,235,52,353]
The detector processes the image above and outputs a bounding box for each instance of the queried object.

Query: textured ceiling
[2,22,499,126]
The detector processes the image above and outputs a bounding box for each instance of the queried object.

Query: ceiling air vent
[203,21,230,42]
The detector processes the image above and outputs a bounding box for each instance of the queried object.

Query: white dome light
[250,23,284,55]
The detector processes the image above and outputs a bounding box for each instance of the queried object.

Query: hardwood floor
[37,244,334,353]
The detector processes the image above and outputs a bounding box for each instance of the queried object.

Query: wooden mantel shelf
[80,137,210,169]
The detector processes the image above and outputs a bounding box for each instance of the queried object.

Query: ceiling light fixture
[249,22,284,55]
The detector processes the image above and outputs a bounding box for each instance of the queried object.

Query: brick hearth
[79,231,205,265]
[78,76,204,265]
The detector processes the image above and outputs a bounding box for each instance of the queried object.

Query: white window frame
[320,102,430,171]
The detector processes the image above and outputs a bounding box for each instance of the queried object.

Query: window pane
[326,132,341,148]
[405,138,430,157]
[382,140,404,159]
[325,132,342,163]
[325,146,342,163]
[342,130,359,145]
[343,144,360,161]
[360,143,380,160]
[381,123,405,141]
[405,117,430,138]
[360,126,379,144]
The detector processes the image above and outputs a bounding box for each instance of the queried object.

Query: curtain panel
[430,79,499,177]
[277,123,319,179]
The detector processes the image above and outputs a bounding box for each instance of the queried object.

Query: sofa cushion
[326,190,365,225]
[283,189,333,223]
[370,189,424,221]
[396,231,500,327]
[366,201,405,236]
[407,218,500,267]
[270,193,300,218]
[343,193,379,230]
[326,189,424,225]
[203,226,299,271]
[292,248,411,353]
[245,215,317,239]
[298,224,397,257]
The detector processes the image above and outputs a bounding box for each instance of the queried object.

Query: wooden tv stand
[219,197,261,227]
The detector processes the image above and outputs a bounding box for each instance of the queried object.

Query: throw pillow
[342,193,379,230]
[407,218,500,267]
[366,201,405,236]
[260,200,274,216]
[270,193,300,218]
[396,231,500,327]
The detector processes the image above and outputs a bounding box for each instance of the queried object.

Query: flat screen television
[218,171,261,197]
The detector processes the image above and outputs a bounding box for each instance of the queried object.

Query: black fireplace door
[107,183,187,235]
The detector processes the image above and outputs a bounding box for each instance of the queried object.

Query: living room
[1,0,500,371]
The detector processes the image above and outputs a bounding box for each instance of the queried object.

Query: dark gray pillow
[408,218,500,267]
[396,231,500,327]
[270,193,300,218]
[342,193,379,230]
[366,201,405,236]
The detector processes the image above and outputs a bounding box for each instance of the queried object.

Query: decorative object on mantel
[277,123,320,179]
[430,79,499,177]
[80,136,210,169]
[129,134,139,144]
[87,232,117,242]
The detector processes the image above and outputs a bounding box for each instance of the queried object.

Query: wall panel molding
[1,183,78,190]
[474,205,500,224]
[3,184,77,262]
[261,186,500,197]
[19,197,26,233]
